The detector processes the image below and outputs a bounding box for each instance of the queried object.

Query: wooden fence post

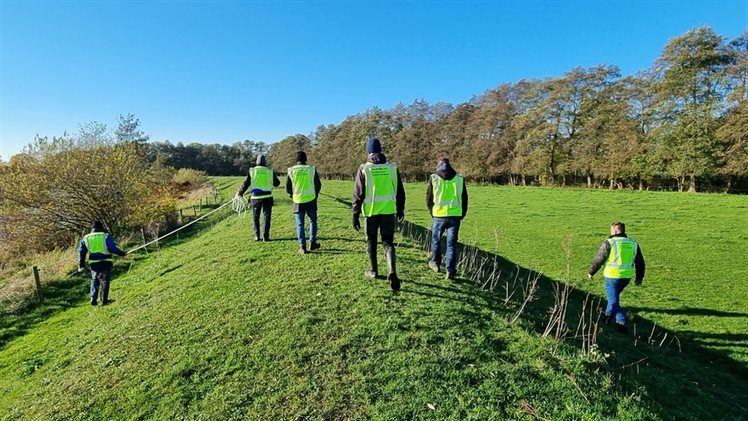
[32,266,43,302]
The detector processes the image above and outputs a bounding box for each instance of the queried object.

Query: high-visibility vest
[287,165,317,204]
[249,166,274,199]
[361,162,398,216]
[603,237,638,279]
[83,232,113,264]
[431,174,464,217]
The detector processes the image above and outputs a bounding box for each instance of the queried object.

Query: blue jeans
[604,277,630,325]
[251,198,273,239]
[294,207,318,249]
[90,268,112,302]
[431,217,461,275]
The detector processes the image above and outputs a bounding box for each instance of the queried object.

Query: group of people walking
[78,136,644,333]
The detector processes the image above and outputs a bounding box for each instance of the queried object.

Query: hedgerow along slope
[0,177,743,420]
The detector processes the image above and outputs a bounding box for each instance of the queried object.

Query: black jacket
[425,161,468,219]
[352,153,406,219]
[237,166,281,206]
[285,162,323,212]
[588,234,646,282]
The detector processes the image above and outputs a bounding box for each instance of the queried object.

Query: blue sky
[1,0,746,159]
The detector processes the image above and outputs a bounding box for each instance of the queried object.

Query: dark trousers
[90,267,112,303]
[251,198,273,239]
[365,214,396,275]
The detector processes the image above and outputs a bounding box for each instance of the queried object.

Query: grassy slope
[404,183,748,364]
[0,178,744,420]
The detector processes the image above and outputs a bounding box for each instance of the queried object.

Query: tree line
[268,27,746,193]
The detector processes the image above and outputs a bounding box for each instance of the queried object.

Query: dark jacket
[588,234,645,282]
[286,162,323,213]
[78,229,126,271]
[237,166,282,206]
[352,153,406,219]
[426,161,468,219]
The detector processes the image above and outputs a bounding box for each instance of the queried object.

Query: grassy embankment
[0,177,745,419]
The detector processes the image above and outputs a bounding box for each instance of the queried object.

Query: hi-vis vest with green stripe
[249,166,274,199]
[431,174,464,217]
[83,232,113,264]
[603,237,638,279]
[287,165,317,204]
[361,162,398,216]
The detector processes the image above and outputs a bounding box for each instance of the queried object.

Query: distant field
[0,176,745,420]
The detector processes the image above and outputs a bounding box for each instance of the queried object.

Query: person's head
[436,158,451,172]
[256,154,267,166]
[610,221,626,236]
[366,137,382,154]
[295,151,307,164]
[91,220,105,232]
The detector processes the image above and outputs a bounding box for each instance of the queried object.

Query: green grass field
[0,177,746,420]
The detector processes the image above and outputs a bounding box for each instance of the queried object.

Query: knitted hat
[366,138,382,154]
[295,151,307,162]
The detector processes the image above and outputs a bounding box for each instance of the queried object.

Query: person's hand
[587,273,593,281]
[396,213,404,223]
[352,216,361,231]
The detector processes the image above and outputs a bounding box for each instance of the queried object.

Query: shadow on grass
[0,201,237,350]
[396,217,748,419]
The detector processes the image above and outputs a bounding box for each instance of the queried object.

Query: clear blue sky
[1,0,746,159]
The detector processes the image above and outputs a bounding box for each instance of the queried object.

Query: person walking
[286,151,322,254]
[78,221,127,305]
[426,158,468,280]
[352,138,406,291]
[588,222,646,333]
[236,154,281,241]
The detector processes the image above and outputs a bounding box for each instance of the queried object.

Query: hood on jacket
[367,152,387,165]
[256,154,267,166]
[436,159,457,180]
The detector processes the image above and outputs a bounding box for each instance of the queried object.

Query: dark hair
[611,221,626,234]
[91,221,105,232]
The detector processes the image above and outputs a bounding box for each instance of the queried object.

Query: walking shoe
[90,299,97,306]
[310,242,321,251]
[388,273,401,291]
[254,236,260,241]
[445,272,456,280]
[263,235,270,242]
[364,270,378,279]
[428,261,439,273]
[616,323,628,334]
[102,299,115,306]
[298,248,307,255]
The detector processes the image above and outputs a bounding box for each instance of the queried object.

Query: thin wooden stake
[32,266,43,302]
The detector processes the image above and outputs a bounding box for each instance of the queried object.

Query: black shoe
[364,270,378,279]
[263,235,270,242]
[388,273,400,291]
[310,242,321,251]
[102,299,114,306]
[445,272,456,280]
[90,300,97,306]
[616,323,628,334]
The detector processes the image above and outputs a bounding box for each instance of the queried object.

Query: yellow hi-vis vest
[361,162,398,216]
[287,165,317,204]
[249,166,274,199]
[83,232,113,264]
[431,174,464,217]
[603,237,638,279]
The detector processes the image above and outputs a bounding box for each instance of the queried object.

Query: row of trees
[0,115,177,257]
[268,27,747,192]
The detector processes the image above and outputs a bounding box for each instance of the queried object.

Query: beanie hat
[295,151,307,162]
[256,154,267,166]
[366,138,382,154]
